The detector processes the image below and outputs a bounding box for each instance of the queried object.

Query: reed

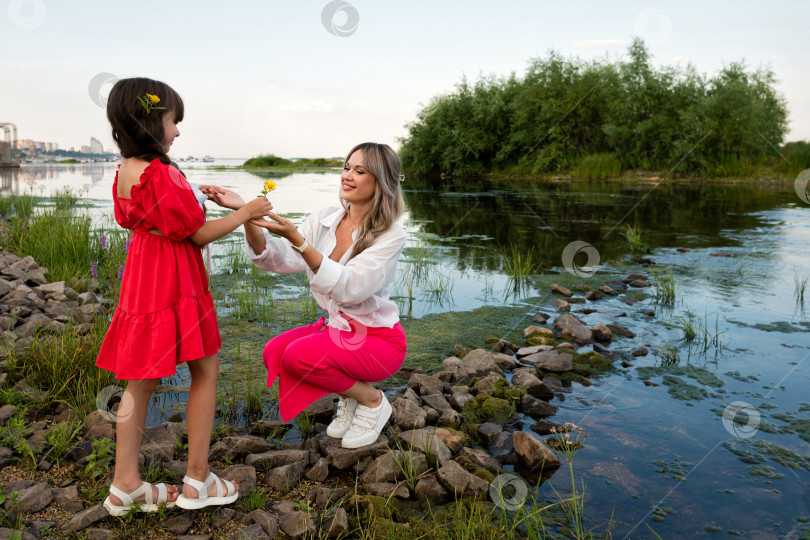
[622,223,648,253]
[500,244,538,282]
[650,268,676,305]
[794,270,807,305]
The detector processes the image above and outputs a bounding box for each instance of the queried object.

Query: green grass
[51,186,79,212]
[573,152,622,180]
[622,223,648,253]
[650,268,676,305]
[499,244,538,282]
[240,488,268,512]
[653,342,680,366]
[294,411,315,440]
[666,310,723,354]
[45,419,84,466]
[5,318,118,417]
[794,270,807,305]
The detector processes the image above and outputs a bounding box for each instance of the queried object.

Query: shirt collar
[320,206,347,229]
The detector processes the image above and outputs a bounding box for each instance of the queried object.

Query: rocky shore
[0,246,654,539]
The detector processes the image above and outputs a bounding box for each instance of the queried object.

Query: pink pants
[263,315,407,422]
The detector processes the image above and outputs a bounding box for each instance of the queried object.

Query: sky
[2,0,808,158]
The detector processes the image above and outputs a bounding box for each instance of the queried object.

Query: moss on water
[790,418,810,443]
[747,465,784,479]
[723,441,765,465]
[636,364,724,388]
[399,305,530,371]
[661,375,709,401]
[752,440,810,471]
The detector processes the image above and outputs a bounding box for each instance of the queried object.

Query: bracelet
[292,238,309,253]
[309,262,321,272]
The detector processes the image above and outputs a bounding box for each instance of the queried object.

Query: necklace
[346,213,362,232]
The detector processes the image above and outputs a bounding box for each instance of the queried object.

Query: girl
[203,142,407,449]
[96,77,272,514]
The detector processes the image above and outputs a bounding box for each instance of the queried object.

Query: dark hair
[106,77,184,164]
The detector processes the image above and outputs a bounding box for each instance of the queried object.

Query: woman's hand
[198,185,246,210]
[243,197,274,221]
[249,211,299,240]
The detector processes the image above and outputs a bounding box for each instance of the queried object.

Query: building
[90,137,103,154]
[81,145,91,154]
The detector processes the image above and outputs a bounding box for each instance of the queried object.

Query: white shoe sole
[175,492,238,510]
[341,397,392,449]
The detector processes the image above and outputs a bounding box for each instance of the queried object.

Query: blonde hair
[341,142,404,261]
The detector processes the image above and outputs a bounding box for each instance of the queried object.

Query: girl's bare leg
[338,381,383,408]
[183,354,238,498]
[109,378,179,505]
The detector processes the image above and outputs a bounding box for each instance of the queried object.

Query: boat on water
[203,155,214,162]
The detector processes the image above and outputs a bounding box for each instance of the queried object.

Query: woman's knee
[188,354,219,379]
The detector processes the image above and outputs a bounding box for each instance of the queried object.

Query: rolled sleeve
[310,256,343,295]
[244,229,308,273]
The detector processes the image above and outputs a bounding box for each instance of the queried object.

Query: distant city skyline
[2,1,808,158]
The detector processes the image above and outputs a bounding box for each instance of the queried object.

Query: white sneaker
[326,395,357,438]
[341,391,392,449]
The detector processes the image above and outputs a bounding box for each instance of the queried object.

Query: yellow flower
[261,180,277,196]
[147,93,160,103]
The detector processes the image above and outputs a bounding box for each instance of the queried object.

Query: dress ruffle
[97,293,220,379]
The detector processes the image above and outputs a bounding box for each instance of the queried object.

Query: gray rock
[35,281,65,296]
[321,507,349,538]
[490,352,517,371]
[391,397,426,430]
[419,394,461,427]
[360,450,427,484]
[458,349,504,379]
[0,528,37,540]
[511,370,554,400]
[471,372,505,395]
[222,435,275,456]
[264,461,305,493]
[249,509,279,537]
[54,485,84,512]
[550,298,570,312]
[515,344,554,358]
[550,283,573,297]
[308,486,348,509]
[85,527,116,540]
[278,511,315,538]
[245,449,309,470]
[414,476,448,504]
[249,419,288,437]
[61,504,108,532]
[407,373,444,396]
[513,432,560,470]
[553,314,593,344]
[598,285,618,296]
[607,324,636,338]
[159,510,197,534]
[15,482,54,513]
[526,350,573,372]
[631,346,649,357]
[477,422,502,445]
[436,460,489,498]
[447,391,475,411]
[488,431,517,464]
[0,405,16,425]
[303,395,337,424]
[230,523,269,540]
[77,291,99,306]
[362,482,409,498]
[305,457,330,482]
[319,435,388,470]
[521,394,559,418]
[220,464,256,500]
[592,324,612,342]
[584,290,603,301]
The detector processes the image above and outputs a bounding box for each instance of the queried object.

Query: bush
[243,154,292,168]
[573,153,622,179]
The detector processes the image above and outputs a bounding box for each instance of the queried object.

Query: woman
[204,142,407,449]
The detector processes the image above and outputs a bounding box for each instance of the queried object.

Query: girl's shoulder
[117,158,160,198]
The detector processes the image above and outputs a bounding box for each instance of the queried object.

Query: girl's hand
[243,196,274,221]
[248,211,298,240]
[198,185,246,210]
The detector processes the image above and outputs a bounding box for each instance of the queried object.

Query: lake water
[5,163,809,538]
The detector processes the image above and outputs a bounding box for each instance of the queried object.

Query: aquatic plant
[653,342,680,366]
[622,223,649,253]
[650,268,676,304]
[499,244,538,285]
[794,270,807,305]
[573,152,622,179]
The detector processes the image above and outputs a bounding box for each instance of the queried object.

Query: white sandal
[103,482,177,516]
[175,472,238,510]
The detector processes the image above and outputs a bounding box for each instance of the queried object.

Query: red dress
[96,159,221,379]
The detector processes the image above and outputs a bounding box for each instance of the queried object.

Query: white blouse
[244,206,407,331]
